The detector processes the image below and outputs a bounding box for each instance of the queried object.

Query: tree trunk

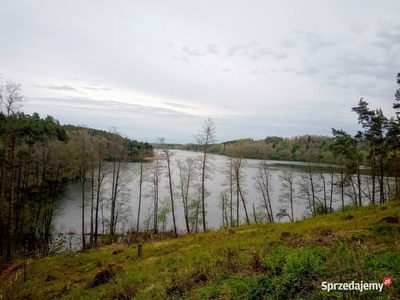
[153,161,159,234]
[201,151,207,231]
[229,159,233,227]
[110,161,120,243]
[308,165,316,216]
[90,172,94,246]
[81,172,86,249]
[395,150,398,199]
[94,160,102,245]
[252,203,258,224]
[290,180,294,222]
[166,154,177,237]
[6,135,16,261]
[136,161,143,233]
[238,180,249,225]
[357,163,362,206]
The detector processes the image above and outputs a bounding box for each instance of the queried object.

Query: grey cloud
[372,39,392,50]
[226,42,259,57]
[177,42,285,62]
[163,102,195,109]
[227,43,286,61]
[279,39,297,48]
[226,45,243,57]
[84,86,98,90]
[281,21,399,101]
[179,44,219,57]
[30,97,197,117]
[284,63,319,76]
[173,56,190,64]
[293,49,396,100]
[295,30,339,52]
[333,51,394,79]
[326,73,339,81]
[375,23,400,48]
[249,68,267,75]
[341,22,400,81]
[222,68,230,72]
[352,25,364,35]
[274,52,287,60]
[250,46,273,59]
[302,64,319,75]
[84,85,112,91]
[181,45,205,56]
[206,44,219,54]
[89,83,99,86]
[44,85,77,92]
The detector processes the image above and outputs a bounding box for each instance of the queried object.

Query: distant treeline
[214,136,369,162]
[176,135,370,163]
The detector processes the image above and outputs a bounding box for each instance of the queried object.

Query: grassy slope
[1,202,400,300]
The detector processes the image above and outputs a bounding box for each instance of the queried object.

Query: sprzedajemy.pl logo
[321,277,392,293]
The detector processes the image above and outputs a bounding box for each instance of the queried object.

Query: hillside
[63,124,154,161]
[1,201,399,299]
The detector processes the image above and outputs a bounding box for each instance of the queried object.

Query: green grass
[1,201,400,299]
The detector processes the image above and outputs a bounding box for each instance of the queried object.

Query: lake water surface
[53,150,378,236]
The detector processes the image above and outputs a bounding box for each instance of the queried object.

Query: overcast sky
[1,1,399,143]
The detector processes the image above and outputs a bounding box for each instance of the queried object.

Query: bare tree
[158,198,171,233]
[298,164,322,217]
[135,150,149,234]
[278,170,295,222]
[194,118,217,231]
[70,129,91,249]
[232,148,249,225]
[318,163,336,215]
[110,192,132,235]
[145,156,163,234]
[190,183,209,232]
[218,192,229,227]
[253,161,274,223]
[156,137,177,237]
[0,78,26,116]
[222,155,235,227]
[108,129,130,243]
[176,156,198,233]
[93,136,108,245]
[86,135,98,246]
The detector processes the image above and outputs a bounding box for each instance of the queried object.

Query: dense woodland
[1,73,400,264]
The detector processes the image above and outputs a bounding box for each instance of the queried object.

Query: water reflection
[54,150,390,236]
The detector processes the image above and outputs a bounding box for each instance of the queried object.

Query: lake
[53,150,384,236]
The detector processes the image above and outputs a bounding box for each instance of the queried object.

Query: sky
[0,0,399,143]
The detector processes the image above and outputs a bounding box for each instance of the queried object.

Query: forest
[0,78,153,262]
[0,72,399,264]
